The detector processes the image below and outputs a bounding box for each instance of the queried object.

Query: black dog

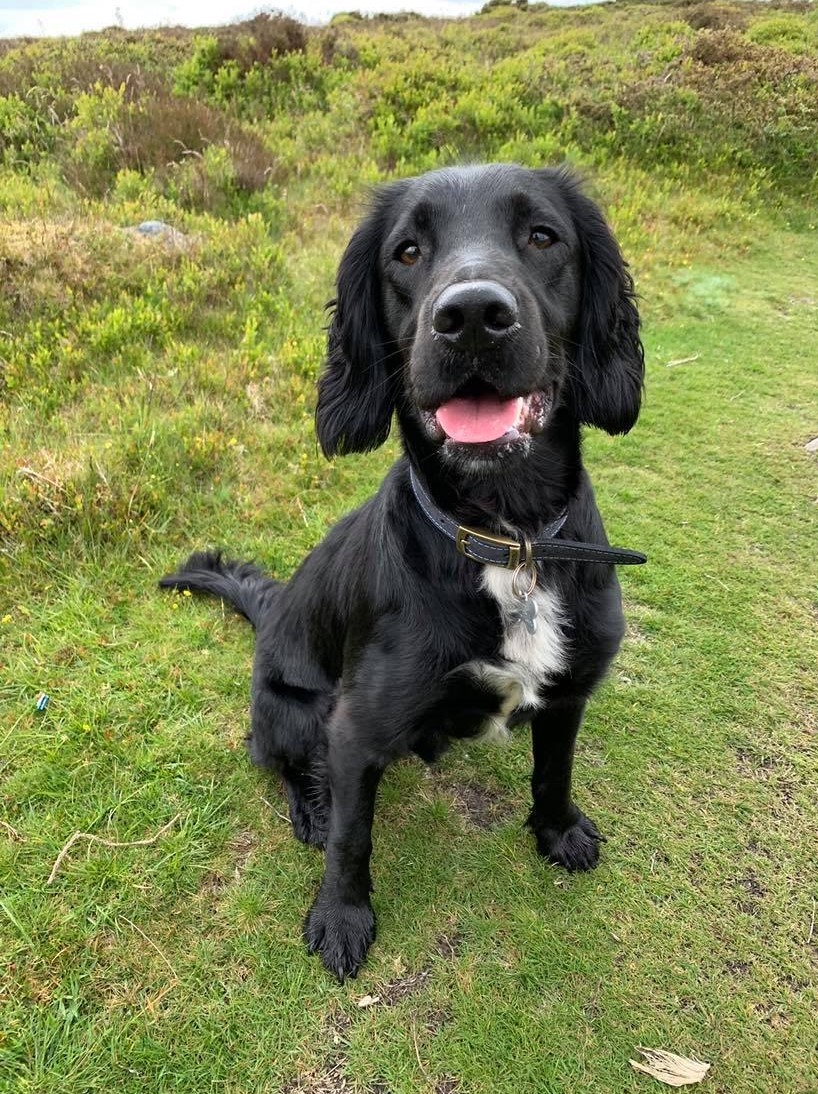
[161,164,645,981]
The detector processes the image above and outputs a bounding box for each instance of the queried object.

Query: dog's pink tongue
[436,394,523,443]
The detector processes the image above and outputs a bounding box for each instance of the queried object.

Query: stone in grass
[125,220,189,249]
[805,436,818,454]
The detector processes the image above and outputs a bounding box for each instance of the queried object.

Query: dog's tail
[158,550,279,628]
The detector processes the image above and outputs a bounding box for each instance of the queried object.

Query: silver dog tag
[510,550,539,635]
[515,595,538,635]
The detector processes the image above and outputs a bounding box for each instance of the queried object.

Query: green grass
[1,3,818,1092]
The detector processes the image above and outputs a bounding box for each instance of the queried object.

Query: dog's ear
[554,173,644,435]
[315,184,406,458]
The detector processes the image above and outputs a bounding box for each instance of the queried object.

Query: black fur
[160,164,644,981]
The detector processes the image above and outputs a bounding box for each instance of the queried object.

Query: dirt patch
[283,1010,354,1093]
[781,973,810,992]
[725,959,751,977]
[753,1001,791,1030]
[435,1080,461,1094]
[624,619,651,645]
[434,929,464,960]
[437,777,516,830]
[425,1006,453,1033]
[53,644,88,666]
[745,838,771,859]
[734,746,778,778]
[226,829,256,856]
[283,964,441,1090]
[379,968,432,1005]
[734,871,767,915]
[734,746,807,812]
[738,874,766,898]
[198,870,227,895]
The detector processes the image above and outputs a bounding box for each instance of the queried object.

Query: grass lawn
[1,5,817,1091]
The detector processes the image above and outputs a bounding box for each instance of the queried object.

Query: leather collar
[409,467,647,570]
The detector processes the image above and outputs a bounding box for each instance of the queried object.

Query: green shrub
[747,14,818,54]
[174,12,306,94]
[64,82,125,192]
[0,93,58,165]
[173,17,320,120]
[681,29,818,182]
[632,19,696,68]
[0,33,181,119]
[173,35,222,98]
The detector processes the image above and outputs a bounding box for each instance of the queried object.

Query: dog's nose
[432,280,519,352]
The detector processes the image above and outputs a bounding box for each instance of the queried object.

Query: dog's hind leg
[248,671,333,849]
[279,760,330,849]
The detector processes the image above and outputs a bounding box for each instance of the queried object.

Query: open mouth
[422,381,553,449]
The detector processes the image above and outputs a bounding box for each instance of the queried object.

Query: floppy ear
[315,184,406,458]
[555,173,644,435]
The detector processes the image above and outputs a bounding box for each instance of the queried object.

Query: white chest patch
[465,568,567,740]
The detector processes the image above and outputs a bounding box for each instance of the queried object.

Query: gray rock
[125,220,189,249]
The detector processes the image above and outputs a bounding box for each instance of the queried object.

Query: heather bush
[211,12,307,70]
[56,80,276,211]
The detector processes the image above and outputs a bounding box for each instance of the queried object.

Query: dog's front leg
[303,699,382,981]
[528,696,604,871]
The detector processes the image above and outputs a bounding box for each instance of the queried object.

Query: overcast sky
[0,0,497,38]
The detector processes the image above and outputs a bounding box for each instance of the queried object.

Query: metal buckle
[456,525,521,569]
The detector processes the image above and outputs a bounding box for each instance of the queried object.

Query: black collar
[409,467,647,570]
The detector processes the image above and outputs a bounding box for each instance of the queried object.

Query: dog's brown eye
[529,227,557,249]
[397,241,421,266]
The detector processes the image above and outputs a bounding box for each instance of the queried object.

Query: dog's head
[316,165,643,473]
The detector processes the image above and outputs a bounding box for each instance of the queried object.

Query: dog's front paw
[304,894,376,982]
[530,808,604,872]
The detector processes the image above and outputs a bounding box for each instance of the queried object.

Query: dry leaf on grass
[630,1047,710,1087]
[356,994,380,1008]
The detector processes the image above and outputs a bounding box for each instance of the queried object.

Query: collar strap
[409,468,647,569]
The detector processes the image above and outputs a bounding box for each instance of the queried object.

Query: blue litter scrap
[35,692,50,711]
